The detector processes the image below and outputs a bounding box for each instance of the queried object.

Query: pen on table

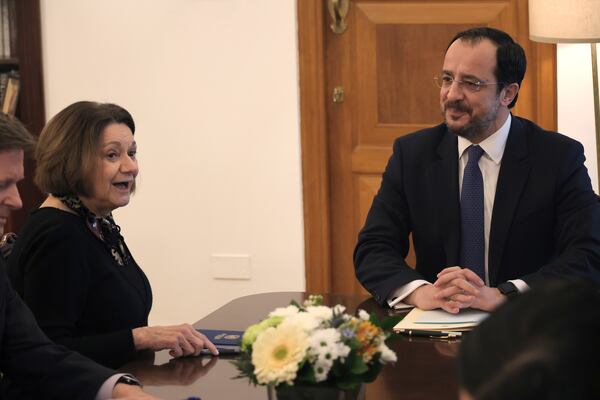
[399,329,462,338]
[200,346,240,355]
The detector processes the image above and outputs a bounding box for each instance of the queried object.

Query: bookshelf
[4,0,45,233]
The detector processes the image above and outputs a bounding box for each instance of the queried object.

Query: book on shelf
[0,0,5,58]
[1,71,19,115]
[7,0,15,58]
[0,0,16,59]
[0,72,7,98]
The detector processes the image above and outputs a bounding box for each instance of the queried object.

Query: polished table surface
[120,292,460,399]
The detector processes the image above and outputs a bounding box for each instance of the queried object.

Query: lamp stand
[592,43,600,190]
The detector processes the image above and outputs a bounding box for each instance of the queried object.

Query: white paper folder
[394,308,490,332]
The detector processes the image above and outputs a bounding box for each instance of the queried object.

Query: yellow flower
[356,320,380,343]
[252,323,309,385]
[355,320,382,363]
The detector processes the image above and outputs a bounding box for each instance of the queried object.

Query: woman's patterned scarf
[59,195,132,266]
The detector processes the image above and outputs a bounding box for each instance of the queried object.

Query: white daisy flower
[378,341,397,363]
[357,309,370,321]
[306,306,333,323]
[308,328,340,355]
[281,311,321,333]
[313,358,333,382]
[269,305,300,318]
[307,328,351,382]
[332,304,346,315]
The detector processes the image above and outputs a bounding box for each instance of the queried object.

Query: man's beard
[442,100,500,142]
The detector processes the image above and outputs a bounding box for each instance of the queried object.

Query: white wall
[40,0,305,325]
[557,43,600,193]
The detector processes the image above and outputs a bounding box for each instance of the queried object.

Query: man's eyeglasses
[433,74,503,93]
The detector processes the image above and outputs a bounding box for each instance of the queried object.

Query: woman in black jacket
[7,101,217,368]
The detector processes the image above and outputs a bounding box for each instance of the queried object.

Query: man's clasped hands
[406,267,505,313]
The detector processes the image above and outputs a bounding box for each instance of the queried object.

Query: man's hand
[404,284,464,314]
[111,383,160,399]
[433,266,505,312]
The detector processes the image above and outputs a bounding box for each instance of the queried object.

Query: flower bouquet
[234,295,400,392]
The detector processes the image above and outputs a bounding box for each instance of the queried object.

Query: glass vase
[267,383,365,400]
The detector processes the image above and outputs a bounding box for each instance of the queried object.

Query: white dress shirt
[96,374,139,399]
[388,114,528,308]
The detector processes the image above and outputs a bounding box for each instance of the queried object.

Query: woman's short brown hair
[35,101,135,196]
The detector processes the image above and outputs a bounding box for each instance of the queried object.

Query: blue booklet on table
[197,329,243,354]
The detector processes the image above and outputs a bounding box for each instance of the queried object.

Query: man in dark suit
[354,27,600,313]
[0,113,157,399]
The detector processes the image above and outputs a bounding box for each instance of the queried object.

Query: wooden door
[298,0,556,296]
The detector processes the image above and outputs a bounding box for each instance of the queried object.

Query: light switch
[210,254,251,280]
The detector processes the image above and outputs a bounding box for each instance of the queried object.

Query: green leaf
[289,299,304,311]
[346,337,361,351]
[296,365,317,384]
[385,332,404,343]
[369,313,382,327]
[344,350,358,369]
[379,315,403,331]
[350,356,369,375]
[331,362,343,377]
[361,361,383,382]
[231,351,255,381]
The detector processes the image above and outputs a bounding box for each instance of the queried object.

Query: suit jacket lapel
[430,130,460,267]
[488,117,530,285]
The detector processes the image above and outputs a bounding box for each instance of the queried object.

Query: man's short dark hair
[448,27,527,109]
[0,113,36,153]
[458,281,600,400]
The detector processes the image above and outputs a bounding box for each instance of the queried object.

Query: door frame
[298,0,332,293]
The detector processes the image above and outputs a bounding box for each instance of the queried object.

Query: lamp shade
[529,0,600,43]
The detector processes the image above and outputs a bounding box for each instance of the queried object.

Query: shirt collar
[457,113,512,165]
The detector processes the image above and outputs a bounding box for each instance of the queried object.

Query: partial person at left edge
[0,112,158,399]
[6,101,219,369]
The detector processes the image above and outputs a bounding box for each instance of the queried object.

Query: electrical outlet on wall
[210,254,251,280]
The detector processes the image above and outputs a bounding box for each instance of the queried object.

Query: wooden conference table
[120,292,460,399]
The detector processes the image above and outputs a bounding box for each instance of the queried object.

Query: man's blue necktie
[460,145,485,281]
